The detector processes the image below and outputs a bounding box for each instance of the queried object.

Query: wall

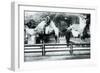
[0,0,100,73]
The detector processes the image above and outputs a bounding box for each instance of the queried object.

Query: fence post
[69,43,73,55]
[42,43,45,56]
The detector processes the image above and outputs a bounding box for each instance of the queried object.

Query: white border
[11,2,97,71]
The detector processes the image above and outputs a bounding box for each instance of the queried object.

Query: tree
[25,19,37,29]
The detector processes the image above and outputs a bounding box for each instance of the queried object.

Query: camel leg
[65,30,71,46]
[55,36,59,43]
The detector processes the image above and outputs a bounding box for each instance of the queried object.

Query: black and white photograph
[10,2,98,71]
[24,11,90,62]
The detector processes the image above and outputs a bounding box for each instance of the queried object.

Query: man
[34,16,51,43]
[34,16,51,34]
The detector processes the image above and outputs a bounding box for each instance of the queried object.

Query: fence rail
[24,43,90,56]
[24,43,90,47]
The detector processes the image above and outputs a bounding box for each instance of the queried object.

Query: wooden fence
[24,43,90,56]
